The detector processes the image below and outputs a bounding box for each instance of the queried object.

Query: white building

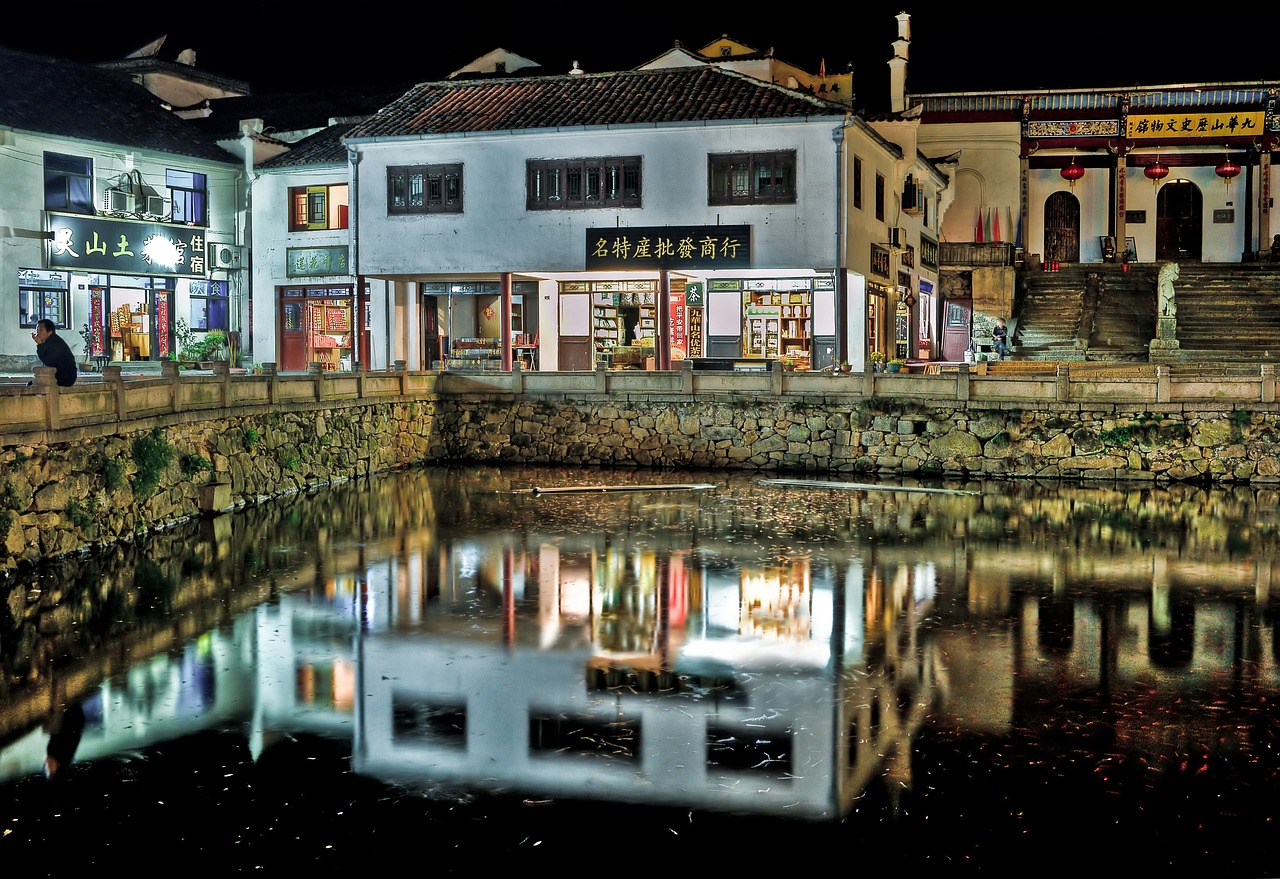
[0,45,247,372]
[327,63,942,373]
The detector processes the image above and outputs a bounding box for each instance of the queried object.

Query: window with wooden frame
[853,155,863,211]
[289,184,349,231]
[387,164,463,214]
[526,157,641,210]
[708,150,796,205]
[875,172,885,221]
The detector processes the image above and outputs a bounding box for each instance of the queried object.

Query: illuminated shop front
[277,245,369,372]
[42,211,230,364]
[423,281,537,370]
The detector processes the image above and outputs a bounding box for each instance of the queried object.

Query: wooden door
[279,295,306,371]
[941,296,972,362]
[1044,192,1080,262]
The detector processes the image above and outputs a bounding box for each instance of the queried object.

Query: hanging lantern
[1144,158,1169,186]
[1215,155,1241,186]
[1061,159,1085,188]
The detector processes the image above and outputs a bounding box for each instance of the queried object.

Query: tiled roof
[190,85,415,140]
[346,66,846,140]
[260,123,355,169]
[0,47,235,163]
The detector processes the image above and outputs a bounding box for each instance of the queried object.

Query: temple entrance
[1044,191,1080,263]
[1156,182,1202,260]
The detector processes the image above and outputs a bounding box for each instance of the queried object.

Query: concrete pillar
[955,363,970,401]
[261,362,278,406]
[103,365,125,421]
[1055,364,1070,402]
[160,359,182,413]
[1262,364,1275,403]
[1156,365,1171,403]
[33,367,59,430]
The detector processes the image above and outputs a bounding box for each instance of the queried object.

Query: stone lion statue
[1157,262,1179,317]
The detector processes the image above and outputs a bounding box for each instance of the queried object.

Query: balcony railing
[940,241,1016,267]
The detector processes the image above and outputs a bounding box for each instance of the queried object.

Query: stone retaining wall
[1,388,1278,575]
[434,394,1280,484]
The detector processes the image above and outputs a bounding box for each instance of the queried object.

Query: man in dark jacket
[33,319,78,386]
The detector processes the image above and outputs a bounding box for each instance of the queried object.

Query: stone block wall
[2,389,1280,574]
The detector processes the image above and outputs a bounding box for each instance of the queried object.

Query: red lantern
[1061,159,1085,188]
[1215,156,1241,186]
[1144,159,1169,185]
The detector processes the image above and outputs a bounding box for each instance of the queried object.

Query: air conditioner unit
[143,195,168,217]
[104,189,132,213]
[211,244,243,270]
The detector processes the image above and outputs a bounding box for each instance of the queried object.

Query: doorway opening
[1156,181,1203,260]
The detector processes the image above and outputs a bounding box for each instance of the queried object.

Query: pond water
[2,465,1279,874]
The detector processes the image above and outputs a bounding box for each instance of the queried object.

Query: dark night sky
[6,4,1277,113]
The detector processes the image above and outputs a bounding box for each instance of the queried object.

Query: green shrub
[65,499,94,529]
[100,455,124,490]
[181,454,213,477]
[131,428,174,499]
[244,427,261,450]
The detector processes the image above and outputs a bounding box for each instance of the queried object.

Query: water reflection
[2,467,1280,871]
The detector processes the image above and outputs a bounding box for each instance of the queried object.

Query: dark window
[167,169,208,226]
[527,157,641,210]
[388,164,463,214]
[289,184,349,231]
[43,152,93,214]
[708,151,796,205]
[18,269,70,329]
[875,172,885,221]
[853,156,863,211]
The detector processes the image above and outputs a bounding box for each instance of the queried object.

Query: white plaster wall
[352,119,842,275]
[0,129,241,365]
[915,121,1023,245]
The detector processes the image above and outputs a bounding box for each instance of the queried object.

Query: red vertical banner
[156,292,171,358]
[89,286,104,356]
[669,291,686,354]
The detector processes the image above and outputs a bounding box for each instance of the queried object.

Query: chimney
[889,11,910,113]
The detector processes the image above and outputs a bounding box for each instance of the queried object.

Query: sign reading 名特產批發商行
[587,225,750,270]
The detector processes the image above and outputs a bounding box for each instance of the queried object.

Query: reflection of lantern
[1215,155,1241,187]
[1061,159,1085,188]
[1144,158,1169,186]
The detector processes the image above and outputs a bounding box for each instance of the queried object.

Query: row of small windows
[43,152,208,226]
[376,152,922,220]
[384,152,801,215]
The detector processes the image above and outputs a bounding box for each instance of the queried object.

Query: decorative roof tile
[346,66,846,141]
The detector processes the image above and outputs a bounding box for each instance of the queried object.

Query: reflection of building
[350,535,938,820]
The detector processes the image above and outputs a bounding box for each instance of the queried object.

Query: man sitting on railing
[33,319,77,387]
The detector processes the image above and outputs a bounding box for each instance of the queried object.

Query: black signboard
[587,225,750,270]
[47,211,208,278]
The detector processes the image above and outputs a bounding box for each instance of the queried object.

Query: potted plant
[886,358,905,373]
[869,351,885,372]
[839,360,852,373]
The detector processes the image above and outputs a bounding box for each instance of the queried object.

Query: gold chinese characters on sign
[1126,111,1263,139]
